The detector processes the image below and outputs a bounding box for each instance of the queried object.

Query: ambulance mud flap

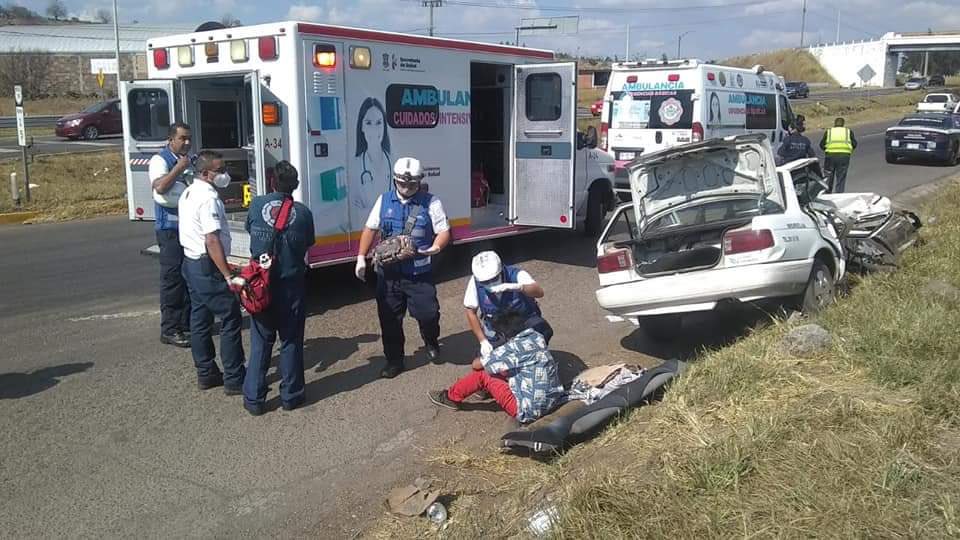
[500,359,684,456]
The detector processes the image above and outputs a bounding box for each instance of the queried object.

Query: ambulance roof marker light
[153,48,169,70]
[313,44,336,68]
[258,36,278,61]
[667,74,680,82]
[177,46,194,67]
[707,72,715,81]
[626,75,637,83]
[230,39,248,63]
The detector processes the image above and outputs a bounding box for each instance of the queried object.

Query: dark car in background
[885,113,960,165]
[785,81,809,99]
[54,99,122,140]
[928,75,946,87]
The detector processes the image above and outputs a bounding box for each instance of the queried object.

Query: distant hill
[723,49,836,85]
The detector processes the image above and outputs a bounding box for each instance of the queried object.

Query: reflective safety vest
[824,127,853,155]
[476,265,542,333]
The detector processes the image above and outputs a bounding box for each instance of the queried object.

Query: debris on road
[386,477,440,518]
[781,323,833,358]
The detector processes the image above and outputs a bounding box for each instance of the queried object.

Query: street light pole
[112,0,121,93]
[800,0,807,48]
[677,31,693,59]
[422,0,443,37]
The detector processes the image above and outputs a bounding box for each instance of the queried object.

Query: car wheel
[799,259,836,314]
[82,125,99,140]
[584,184,606,237]
[642,314,683,342]
[886,152,898,164]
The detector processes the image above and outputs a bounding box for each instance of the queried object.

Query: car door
[106,101,123,134]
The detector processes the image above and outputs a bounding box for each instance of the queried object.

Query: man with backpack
[242,161,315,416]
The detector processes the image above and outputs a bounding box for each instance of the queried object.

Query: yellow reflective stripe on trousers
[825,127,853,155]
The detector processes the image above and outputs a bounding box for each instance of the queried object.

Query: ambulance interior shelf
[470,62,512,230]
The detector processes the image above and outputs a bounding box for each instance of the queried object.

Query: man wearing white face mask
[178,150,247,393]
[356,157,450,379]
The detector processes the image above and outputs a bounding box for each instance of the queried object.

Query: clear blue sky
[55,0,960,60]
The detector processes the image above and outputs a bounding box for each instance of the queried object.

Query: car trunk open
[622,135,784,275]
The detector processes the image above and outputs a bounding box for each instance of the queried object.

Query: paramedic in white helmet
[465,251,551,358]
[355,157,450,379]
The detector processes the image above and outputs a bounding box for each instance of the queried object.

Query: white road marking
[69,310,160,322]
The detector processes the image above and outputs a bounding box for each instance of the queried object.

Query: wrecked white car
[594,134,920,340]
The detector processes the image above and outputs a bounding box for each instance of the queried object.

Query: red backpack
[237,198,293,315]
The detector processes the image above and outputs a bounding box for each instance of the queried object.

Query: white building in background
[808,31,960,88]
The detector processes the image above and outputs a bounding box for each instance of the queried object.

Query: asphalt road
[0,117,956,537]
[0,134,122,159]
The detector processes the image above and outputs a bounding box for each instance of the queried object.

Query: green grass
[794,87,960,130]
[0,149,127,221]
[370,177,960,539]
[724,49,837,85]
[0,96,99,117]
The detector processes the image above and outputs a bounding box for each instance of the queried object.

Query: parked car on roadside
[885,113,960,165]
[594,134,920,341]
[785,81,809,99]
[904,77,927,91]
[54,99,122,140]
[916,93,959,113]
[591,98,603,116]
[928,74,945,87]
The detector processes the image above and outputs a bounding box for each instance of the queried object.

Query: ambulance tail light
[597,248,633,274]
[313,44,336,68]
[667,74,680,82]
[258,36,278,61]
[153,48,169,70]
[262,102,281,125]
[692,122,704,142]
[600,122,609,150]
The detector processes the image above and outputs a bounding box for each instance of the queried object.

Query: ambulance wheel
[584,184,605,237]
[82,125,99,140]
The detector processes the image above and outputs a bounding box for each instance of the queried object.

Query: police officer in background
[149,122,193,348]
[819,117,857,193]
[776,121,816,166]
[242,161,315,416]
[355,157,450,379]
[465,251,552,358]
[178,150,247,392]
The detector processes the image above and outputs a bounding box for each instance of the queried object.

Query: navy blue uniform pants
[376,273,440,366]
[157,229,190,336]
[244,275,306,408]
[182,257,246,387]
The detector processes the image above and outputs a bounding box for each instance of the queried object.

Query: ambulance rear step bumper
[140,222,251,268]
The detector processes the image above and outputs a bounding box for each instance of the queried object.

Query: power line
[403,0,775,13]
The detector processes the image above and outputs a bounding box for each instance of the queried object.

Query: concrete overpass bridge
[808,31,960,88]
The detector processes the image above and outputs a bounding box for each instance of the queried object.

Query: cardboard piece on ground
[386,477,440,517]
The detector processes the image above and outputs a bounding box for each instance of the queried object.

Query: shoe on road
[161,331,190,348]
[428,390,459,410]
[224,386,243,396]
[425,343,441,364]
[198,375,224,390]
[380,363,404,379]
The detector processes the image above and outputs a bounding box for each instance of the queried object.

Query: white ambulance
[122,21,617,267]
[598,59,797,192]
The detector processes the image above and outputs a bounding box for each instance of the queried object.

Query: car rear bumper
[887,146,952,160]
[596,258,813,317]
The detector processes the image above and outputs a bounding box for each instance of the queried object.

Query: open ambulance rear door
[120,80,180,220]
[242,71,268,201]
[509,62,577,229]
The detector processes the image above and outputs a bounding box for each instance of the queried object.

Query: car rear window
[645,198,782,233]
[899,116,950,128]
[610,89,694,130]
[926,95,949,103]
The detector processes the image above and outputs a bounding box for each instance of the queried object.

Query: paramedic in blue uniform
[242,161,315,416]
[355,157,450,379]
[149,122,193,348]
[465,251,552,358]
[178,150,247,392]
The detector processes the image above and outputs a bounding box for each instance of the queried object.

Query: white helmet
[153,180,186,208]
[393,157,424,181]
[471,251,502,283]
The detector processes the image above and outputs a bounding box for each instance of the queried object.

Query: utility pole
[835,6,840,42]
[677,30,694,60]
[422,0,443,37]
[799,0,807,48]
[625,24,630,61]
[112,0,121,93]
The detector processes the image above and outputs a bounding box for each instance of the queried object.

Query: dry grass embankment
[0,150,126,221]
[0,96,98,117]
[371,177,960,538]
[724,49,837,85]
[796,87,960,130]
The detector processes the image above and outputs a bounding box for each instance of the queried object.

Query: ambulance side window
[779,95,794,130]
[127,89,170,141]
[526,73,562,122]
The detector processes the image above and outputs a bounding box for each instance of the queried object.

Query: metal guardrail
[0,115,58,129]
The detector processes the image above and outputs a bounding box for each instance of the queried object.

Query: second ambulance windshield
[610,89,694,130]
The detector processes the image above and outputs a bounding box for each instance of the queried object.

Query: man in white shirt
[355,157,450,378]
[178,150,247,392]
[149,122,193,348]
[464,251,551,358]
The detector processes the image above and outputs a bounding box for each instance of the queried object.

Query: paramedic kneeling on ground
[429,311,565,424]
[150,122,193,348]
[355,157,450,379]
[179,150,247,392]
[465,251,552,360]
[242,161,315,415]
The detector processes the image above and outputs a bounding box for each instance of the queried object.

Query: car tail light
[600,122,609,150]
[667,74,680,82]
[598,248,633,274]
[258,36,278,60]
[692,122,704,142]
[723,229,774,255]
[153,48,169,69]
